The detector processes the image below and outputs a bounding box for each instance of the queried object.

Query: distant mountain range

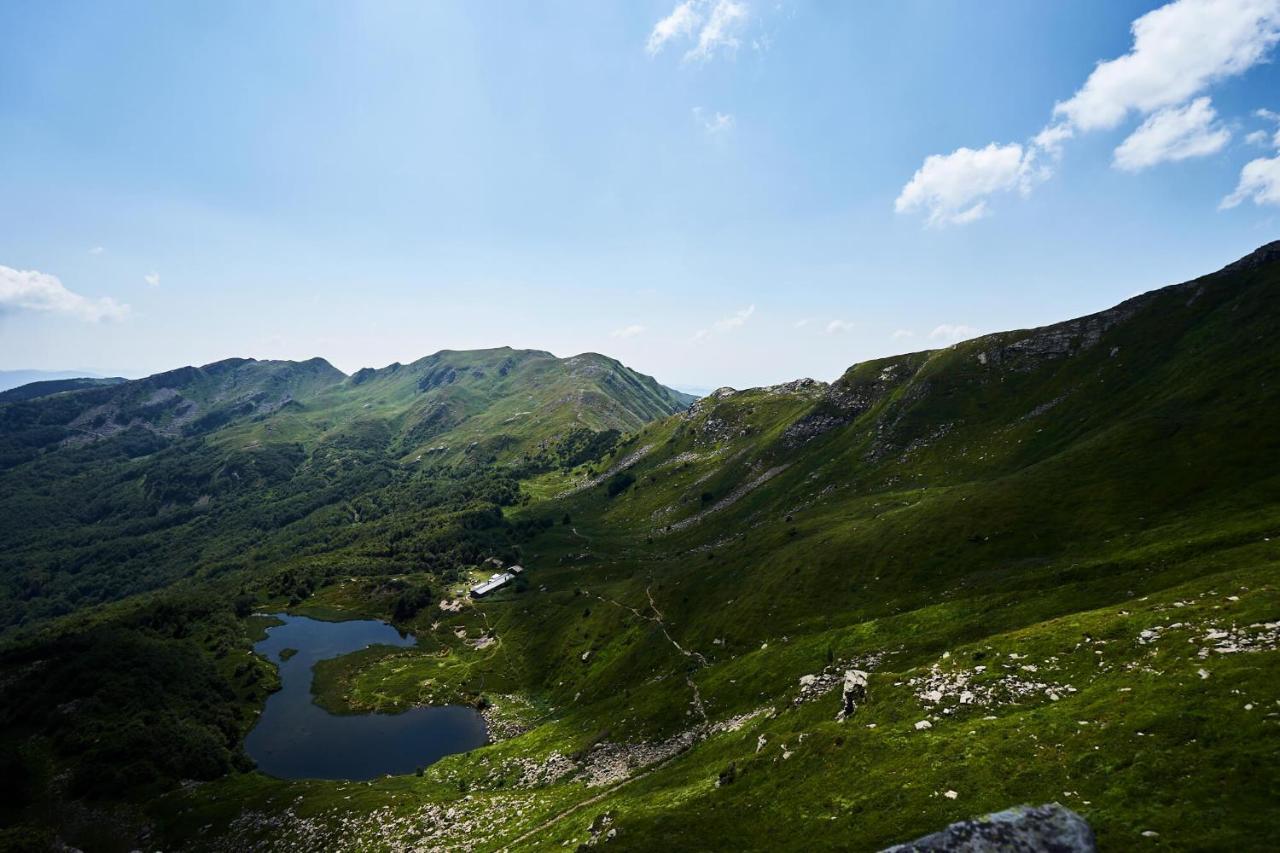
[0,369,124,394]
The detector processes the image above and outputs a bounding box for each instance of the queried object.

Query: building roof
[470,571,514,597]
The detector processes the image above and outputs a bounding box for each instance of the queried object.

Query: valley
[1,244,1278,851]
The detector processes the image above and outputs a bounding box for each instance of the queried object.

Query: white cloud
[1053,0,1280,133]
[894,143,1041,226]
[891,329,915,340]
[1113,97,1230,171]
[793,318,812,328]
[1250,107,1280,147]
[0,264,129,322]
[89,246,105,255]
[1221,154,1280,207]
[648,0,749,63]
[144,272,161,287]
[930,324,980,344]
[825,319,854,335]
[694,303,755,342]
[693,107,735,134]
[1032,123,1074,157]
[611,324,646,339]
[686,0,748,62]
[897,0,1280,225]
[715,303,754,331]
[647,1,701,55]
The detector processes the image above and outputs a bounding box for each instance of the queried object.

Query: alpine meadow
[3,2,1280,852]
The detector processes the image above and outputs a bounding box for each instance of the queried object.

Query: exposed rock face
[837,669,868,721]
[880,803,1096,853]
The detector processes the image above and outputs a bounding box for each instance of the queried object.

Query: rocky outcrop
[836,669,868,721]
[880,803,1096,853]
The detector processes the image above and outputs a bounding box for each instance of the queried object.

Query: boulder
[837,669,869,721]
[880,803,1095,852]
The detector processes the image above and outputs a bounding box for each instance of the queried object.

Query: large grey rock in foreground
[880,803,1096,853]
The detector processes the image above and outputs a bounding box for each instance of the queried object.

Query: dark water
[244,614,488,780]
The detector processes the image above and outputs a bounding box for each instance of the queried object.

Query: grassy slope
[0,348,689,632]
[160,248,1279,851]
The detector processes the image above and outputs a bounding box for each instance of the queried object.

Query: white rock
[914,719,932,731]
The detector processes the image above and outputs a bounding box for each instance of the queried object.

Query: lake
[244,613,488,780]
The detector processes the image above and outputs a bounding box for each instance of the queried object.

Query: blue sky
[2,0,1278,390]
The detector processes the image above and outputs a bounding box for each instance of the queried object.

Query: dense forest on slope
[1,246,1278,851]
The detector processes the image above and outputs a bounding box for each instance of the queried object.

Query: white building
[470,571,515,598]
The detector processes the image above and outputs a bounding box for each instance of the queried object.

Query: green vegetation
[1,247,1279,850]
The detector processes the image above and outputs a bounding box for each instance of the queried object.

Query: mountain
[0,376,128,404]
[0,369,115,393]
[0,245,1278,851]
[0,348,691,629]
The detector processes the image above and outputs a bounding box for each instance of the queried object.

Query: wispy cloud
[144,272,161,287]
[825,319,854,335]
[647,0,750,63]
[647,1,701,56]
[686,0,748,62]
[715,303,754,331]
[891,329,915,340]
[896,0,1280,225]
[0,264,129,322]
[693,107,735,135]
[930,323,980,344]
[611,324,646,339]
[694,304,755,342]
[88,246,105,255]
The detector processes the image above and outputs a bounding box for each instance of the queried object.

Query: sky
[2,0,1279,391]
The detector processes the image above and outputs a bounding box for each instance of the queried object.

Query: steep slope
[2,246,1278,851]
[155,243,1280,852]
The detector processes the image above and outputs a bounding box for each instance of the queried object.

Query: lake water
[244,613,488,780]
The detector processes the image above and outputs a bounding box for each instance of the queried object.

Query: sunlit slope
[360,242,1280,849]
[508,242,1280,702]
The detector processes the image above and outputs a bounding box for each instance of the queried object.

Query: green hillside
[1,245,1278,851]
